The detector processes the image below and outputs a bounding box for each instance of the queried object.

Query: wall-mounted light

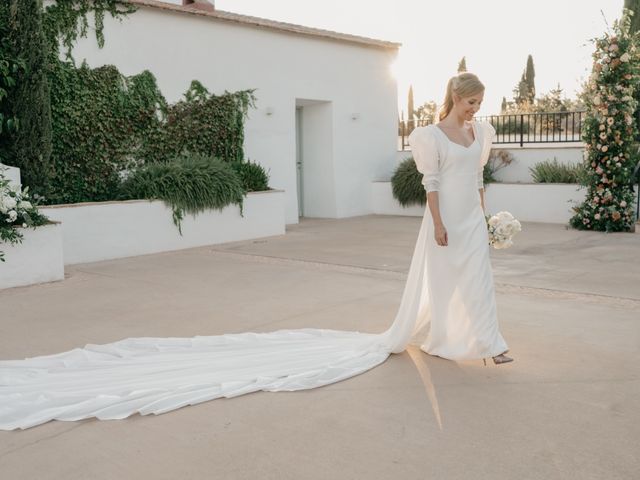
[265,107,275,116]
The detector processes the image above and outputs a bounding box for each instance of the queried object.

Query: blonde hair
[437,72,485,122]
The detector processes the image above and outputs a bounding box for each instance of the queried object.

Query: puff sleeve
[408,126,440,193]
[478,122,496,189]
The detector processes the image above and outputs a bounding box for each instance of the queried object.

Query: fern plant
[230,159,270,192]
[529,158,584,183]
[391,157,426,207]
[119,153,245,233]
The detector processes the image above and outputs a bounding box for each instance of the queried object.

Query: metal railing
[399,110,587,150]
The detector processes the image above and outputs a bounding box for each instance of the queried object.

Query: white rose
[18,200,32,210]
[620,52,630,62]
[1,195,17,213]
[7,210,18,222]
[593,96,601,105]
[496,211,514,222]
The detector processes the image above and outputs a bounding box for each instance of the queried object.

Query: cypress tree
[457,57,467,73]
[1,0,52,195]
[407,85,415,130]
[525,55,536,103]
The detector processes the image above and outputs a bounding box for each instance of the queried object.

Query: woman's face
[453,92,484,120]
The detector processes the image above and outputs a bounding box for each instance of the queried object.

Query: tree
[570,11,640,232]
[0,0,52,196]
[513,72,529,106]
[500,96,507,114]
[414,100,438,124]
[0,2,24,165]
[457,57,467,73]
[407,85,415,129]
[512,55,537,107]
[525,54,536,102]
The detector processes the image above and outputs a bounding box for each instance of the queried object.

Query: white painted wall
[0,223,64,290]
[396,144,585,184]
[0,164,21,189]
[370,181,602,224]
[490,144,584,183]
[68,6,398,224]
[484,183,587,223]
[40,190,286,265]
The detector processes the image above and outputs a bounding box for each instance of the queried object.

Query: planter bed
[0,222,64,290]
[40,190,286,265]
[372,181,588,224]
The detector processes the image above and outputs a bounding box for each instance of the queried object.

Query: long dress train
[0,121,507,431]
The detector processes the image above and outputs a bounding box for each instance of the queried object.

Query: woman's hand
[434,223,448,246]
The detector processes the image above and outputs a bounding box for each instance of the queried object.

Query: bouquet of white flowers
[0,169,48,262]
[486,211,521,249]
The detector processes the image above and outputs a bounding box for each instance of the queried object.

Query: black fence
[399,111,587,150]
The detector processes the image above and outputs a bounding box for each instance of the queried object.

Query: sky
[215,0,626,117]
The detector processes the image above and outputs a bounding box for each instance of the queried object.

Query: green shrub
[118,153,245,233]
[391,157,426,207]
[529,158,584,183]
[230,159,270,192]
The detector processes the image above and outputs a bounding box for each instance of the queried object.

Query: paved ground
[1,216,638,480]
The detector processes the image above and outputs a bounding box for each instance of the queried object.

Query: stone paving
[1,216,638,479]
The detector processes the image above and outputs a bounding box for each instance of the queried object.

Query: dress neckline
[434,122,477,149]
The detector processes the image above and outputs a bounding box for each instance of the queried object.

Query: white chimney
[182,0,215,12]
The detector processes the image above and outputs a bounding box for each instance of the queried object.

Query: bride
[0,72,512,431]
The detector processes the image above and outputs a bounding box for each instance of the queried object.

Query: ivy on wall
[47,62,164,204]
[34,1,258,204]
[43,0,137,59]
[141,81,256,165]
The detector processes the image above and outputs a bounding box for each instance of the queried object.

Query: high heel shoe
[483,353,514,366]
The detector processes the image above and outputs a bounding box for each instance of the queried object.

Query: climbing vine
[43,0,136,59]
[35,1,259,204]
[140,81,256,165]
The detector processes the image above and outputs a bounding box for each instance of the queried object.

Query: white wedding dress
[0,121,508,431]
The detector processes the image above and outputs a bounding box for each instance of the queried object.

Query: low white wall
[485,183,586,224]
[491,144,584,183]
[0,222,65,290]
[371,182,424,216]
[0,164,21,188]
[371,181,593,224]
[40,190,286,265]
[396,143,585,184]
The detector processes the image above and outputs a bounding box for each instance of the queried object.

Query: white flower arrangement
[0,169,49,262]
[486,211,522,249]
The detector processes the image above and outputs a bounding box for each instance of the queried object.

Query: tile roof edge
[128,0,402,50]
